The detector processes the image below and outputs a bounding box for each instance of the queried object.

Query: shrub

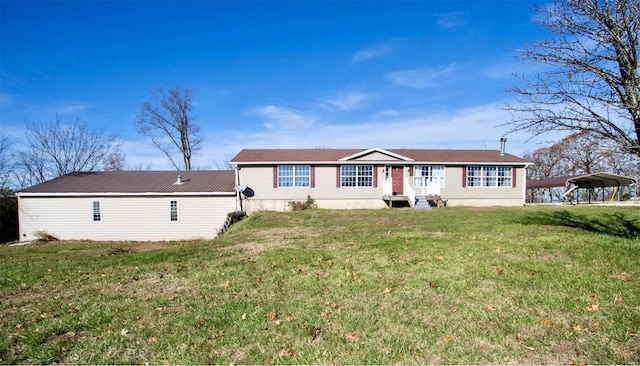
[288,196,317,211]
[33,230,58,243]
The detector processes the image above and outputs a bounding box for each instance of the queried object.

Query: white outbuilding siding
[18,194,236,241]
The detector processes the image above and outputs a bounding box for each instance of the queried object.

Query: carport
[527,172,637,204]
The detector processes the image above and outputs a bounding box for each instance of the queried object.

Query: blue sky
[1,0,554,169]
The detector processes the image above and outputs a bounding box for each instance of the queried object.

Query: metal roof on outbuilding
[18,170,236,194]
[527,172,637,189]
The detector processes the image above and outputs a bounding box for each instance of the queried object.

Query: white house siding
[238,164,529,211]
[238,165,389,212]
[434,166,527,206]
[18,195,236,241]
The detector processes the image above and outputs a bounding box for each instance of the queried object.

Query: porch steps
[414,196,441,210]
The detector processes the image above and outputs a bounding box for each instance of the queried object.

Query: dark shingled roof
[231,148,530,164]
[19,170,236,194]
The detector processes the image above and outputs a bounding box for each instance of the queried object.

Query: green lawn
[1,206,639,364]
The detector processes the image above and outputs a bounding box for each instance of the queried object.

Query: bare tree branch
[0,135,14,189]
[136,87,202,170]
[13,116,122,187]
[505,0,640,157]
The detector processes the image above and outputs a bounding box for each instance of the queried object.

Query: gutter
[16,192,236,198]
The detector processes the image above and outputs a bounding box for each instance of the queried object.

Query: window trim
[170,200,179,222]
[274,165,313,188]
[340,165,374,188]
[465,166,513,188]
[92,200,102,223]
[276,165,311,188]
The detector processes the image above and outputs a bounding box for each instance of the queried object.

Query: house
[231,147,531,212]
[16,170,236,241]
[15,147,531,241]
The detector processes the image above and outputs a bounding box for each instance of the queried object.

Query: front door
[392,166,403,194]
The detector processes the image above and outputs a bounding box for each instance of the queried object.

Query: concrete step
[414,196,440,210]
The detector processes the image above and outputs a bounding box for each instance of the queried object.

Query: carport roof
[527,172,637,190]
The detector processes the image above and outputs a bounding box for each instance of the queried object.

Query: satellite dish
[236,185,255,198]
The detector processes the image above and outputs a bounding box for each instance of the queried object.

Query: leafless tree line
[1,116,125,189]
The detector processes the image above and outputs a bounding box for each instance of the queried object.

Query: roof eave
[17,191,236,197]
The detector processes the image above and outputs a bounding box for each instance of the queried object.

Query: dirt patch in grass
[108,247,137,255]
[41,330,84,345]
[51,240,195,257]
[228,241,291,254]
[226,226,342,254]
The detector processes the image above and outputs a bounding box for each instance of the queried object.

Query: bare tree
[523,145,565,202]
[525,131,639,202]
[214,151,237,170]
[103,144,126,171]
[136,87,202,170]
[13,116,122,187]
[0,135,14,189]
[505,0,640,158]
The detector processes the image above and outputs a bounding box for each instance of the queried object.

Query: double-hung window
[414,165,445,187]
[170,200,179,222]
[341,165,373,187]
[466,166,512,187]
[92,200,102,222]
[278,165,310,187]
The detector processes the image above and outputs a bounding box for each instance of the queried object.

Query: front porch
[382,194,412,208]
[383,194,445,209]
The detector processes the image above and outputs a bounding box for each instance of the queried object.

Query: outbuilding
[16,170,237,241]
[526,172,638,203]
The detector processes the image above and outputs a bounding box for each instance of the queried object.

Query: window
[466,166,512,187]
[92,201,101,222]
[278,165,310,187]
[414,165,445,187]
[341,165,373,187]
[170,200,178,222]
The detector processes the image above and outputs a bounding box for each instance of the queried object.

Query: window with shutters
[277,165,310,187]
[341,165,373,187]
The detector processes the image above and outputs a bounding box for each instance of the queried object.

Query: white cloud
[128,102,551,170]
[249,105,317,130]
[121,138,181,170]
[321,90,374,111]
[385,64,458,89]
[201,102,543,158]
[434,11,467,29]
[351,44,393,64]
[44,100,97,115]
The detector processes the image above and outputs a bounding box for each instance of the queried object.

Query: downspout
[235,166,242,212]
[522,165,527,206]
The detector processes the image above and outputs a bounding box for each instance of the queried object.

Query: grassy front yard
[1,206,639,364]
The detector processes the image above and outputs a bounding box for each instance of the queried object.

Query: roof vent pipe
[174,170,183,185]
[499,137,507,156]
